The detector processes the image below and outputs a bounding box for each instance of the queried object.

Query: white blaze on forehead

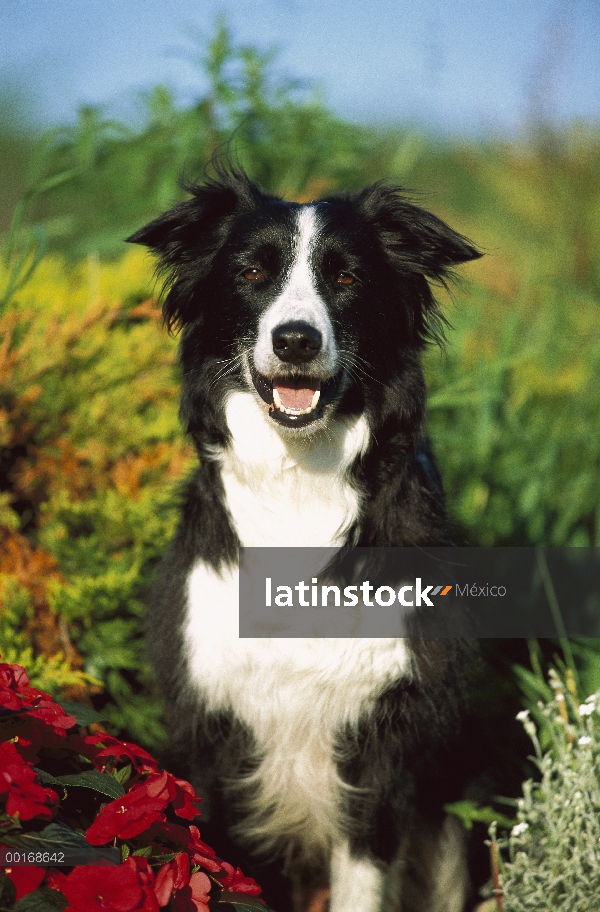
[253,205,338,376]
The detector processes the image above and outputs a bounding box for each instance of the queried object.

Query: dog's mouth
[249,362,342,428]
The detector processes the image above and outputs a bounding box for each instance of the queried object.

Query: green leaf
[1,822,120,866]
[112,763,133,785]
[33,767,63,787]
[131,846,153,857]
[0,871,17,909]
[209,895,275,911]
[55,700,110,726]
[56,770,125,799]
[444,800,515,832]
[15,888,68,912]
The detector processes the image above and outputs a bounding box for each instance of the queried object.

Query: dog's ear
[357,182,481,281]
[127,169,261,332]
[356,183,481,344]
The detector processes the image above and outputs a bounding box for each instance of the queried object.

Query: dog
[128,164,481,912]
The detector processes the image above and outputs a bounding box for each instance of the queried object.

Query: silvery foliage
[495,670,600,910]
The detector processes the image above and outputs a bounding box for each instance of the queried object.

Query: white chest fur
[183,393,411,861]
[218,391,369,548]
[184,562,411,858]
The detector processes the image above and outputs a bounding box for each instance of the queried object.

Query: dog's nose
[272,322,322,363]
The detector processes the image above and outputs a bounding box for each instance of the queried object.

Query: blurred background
[0,0,599,760]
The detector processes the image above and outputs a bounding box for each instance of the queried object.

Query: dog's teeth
[273,388,282,409]
[311,390,321,409]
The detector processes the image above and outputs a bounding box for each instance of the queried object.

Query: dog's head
[128,166,480,440]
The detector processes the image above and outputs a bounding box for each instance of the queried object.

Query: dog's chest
[184,562,411,854]
[217,391,369,548]
[182,393,412,852]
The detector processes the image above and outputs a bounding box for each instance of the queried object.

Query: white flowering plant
[489,669,600,911]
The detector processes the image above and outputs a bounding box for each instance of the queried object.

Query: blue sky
[1,0,599,134]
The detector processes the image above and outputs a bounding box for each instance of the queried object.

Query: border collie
[128,165,481,912]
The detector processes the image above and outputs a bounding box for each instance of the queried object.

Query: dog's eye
[336,272,355,286]
[243,268,264,281]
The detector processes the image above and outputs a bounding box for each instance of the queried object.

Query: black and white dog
[129,165,481,912]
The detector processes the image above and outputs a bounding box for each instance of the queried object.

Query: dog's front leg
[329,841,402,912]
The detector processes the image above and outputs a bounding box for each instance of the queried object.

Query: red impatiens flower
[154,853,211,912]
[86,784,168,845]
[0,663,42,708]
[149,822,223,874]
[0,662,76,729]
[0,741,59,821]
[187,825,223,873]
[153,852,190,906]
[172,872,211,912]
[142,771,201,820]
[169,776,202,820]
[62,857,159,912]
[86,770,204,846]
[0,662,76,762]
[4,865,45,901]
[89,734,159,772]
[45,869,68,892]
[217,861,262,897]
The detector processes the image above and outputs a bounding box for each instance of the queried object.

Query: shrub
[492,670,600,910]
[0,249,192,746]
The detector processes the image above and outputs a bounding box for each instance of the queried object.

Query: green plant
[491,670,600,910]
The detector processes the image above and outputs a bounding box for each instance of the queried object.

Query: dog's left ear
[357,182,481,281]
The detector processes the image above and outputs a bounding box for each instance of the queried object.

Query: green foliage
[494,672,600,909]
[444,799,514,832]
[0,249,191,747]
[8,19,405,259]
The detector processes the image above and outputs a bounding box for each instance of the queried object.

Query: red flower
[86,792,167,845]
[153,854,211,912]
[140,771,201,820]
[169,777,202,820]
[86,770,204,847]
[154,853,190,906]
[4,865,45,900]
[62,857,159,912]
[172,872,211,912]
[217,861,262,897]
[0,663,76,733]
[90,734,159,772]
[45,869,68,891]
[187,825,223,873]
[0,741,59,821]
[0,663,42,707]
[149,822,223,874]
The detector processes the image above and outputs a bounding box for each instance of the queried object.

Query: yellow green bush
[0,248,192,745]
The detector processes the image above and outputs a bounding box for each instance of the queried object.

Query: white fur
[220,389,369,548]
[252,206,338,378]
[184,561,411,862]
[330,843,387,912]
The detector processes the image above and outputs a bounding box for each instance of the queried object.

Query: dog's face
[128,168,479,439]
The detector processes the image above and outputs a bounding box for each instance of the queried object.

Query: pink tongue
[274,381,320,410]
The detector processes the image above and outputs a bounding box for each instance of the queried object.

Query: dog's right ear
[127,171,258,332]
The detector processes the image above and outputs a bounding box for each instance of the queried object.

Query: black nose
[272,321,322,363]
